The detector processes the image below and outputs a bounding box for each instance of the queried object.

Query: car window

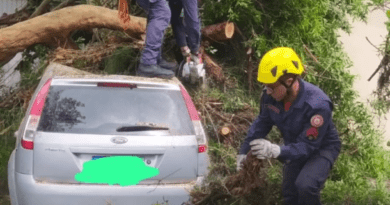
[37,85,195,135]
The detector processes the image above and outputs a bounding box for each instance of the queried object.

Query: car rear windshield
[37,85,195,135]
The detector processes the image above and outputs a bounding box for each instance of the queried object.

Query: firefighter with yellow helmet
[237,47,341,205]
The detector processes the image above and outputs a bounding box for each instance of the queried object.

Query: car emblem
[111,137,128,144]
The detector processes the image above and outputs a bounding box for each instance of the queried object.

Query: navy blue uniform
[168,0,201,53]
[239,78,341,205]
[136,0,171,65]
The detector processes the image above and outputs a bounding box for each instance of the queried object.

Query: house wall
[0,0,28,16]
[0,0,28,98]
[338,7,390,150]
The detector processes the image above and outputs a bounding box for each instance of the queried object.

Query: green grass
[0,106,21,204]
[0,195,11,205]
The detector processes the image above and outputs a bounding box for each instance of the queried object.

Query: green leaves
[201,0,262,36]
[197,0,390,203]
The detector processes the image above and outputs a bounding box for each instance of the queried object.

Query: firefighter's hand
[236,154,247,171]
[250,139,281,159]
[180,46,191,57]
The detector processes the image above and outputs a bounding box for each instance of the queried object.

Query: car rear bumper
[14,172,195,205]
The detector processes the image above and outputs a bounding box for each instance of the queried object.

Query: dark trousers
[168,0,201,53]
[135,0,171,65]
[282,153,332,205]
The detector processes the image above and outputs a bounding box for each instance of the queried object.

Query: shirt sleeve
[239,92,275,155]
[277,103,332,162]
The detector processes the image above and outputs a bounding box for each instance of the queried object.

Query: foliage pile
[193,92,257,147]
[48,44,118,69]
[47,42,140,74]
[191,151,280,205]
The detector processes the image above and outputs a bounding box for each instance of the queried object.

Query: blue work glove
[250,139,281,159]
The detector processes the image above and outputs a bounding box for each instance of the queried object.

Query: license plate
[92,155,107,160]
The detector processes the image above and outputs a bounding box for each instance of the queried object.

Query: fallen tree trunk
[201,21,235,42]
[0,5,147,63]
[1,6,233,83]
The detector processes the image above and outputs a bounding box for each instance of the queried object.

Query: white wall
[0,0,28,16]
[0,0,27,98]
[338,7,390,150]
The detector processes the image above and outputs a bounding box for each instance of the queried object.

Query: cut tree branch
[201,50,226,83]
[201,21,235,43]
[246,46,254,93]
[366,36,381,52]
[368,35,390,81]
[303,44,319,63]
[29,0,52,19]
[51,0,77,11]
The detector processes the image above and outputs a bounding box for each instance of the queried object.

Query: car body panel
[15,171,194,205]
[14,144,33,175]
[33,133,198,184]
[8,150,18,205]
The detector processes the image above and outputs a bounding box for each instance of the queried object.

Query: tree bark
[200,46,225,83]
[0,5,147,63]
[201,21,235,42]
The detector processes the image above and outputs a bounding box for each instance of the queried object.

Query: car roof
[40,62,182,87]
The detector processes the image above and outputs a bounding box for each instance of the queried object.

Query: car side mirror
[14,131,19,138]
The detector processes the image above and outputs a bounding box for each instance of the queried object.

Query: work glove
[236,154,247,171]
[250,139,281,159]
[180,46,191,57]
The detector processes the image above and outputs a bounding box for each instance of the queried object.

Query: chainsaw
[176,53,207,87]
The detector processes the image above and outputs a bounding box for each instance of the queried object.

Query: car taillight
[97,82,137,89]
[21,78,52,150]
[180,85,207,153]
[198,144,207,153]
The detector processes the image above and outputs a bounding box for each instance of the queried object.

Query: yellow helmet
[257,47,304,84]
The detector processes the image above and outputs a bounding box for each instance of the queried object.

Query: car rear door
[31,79,199,185]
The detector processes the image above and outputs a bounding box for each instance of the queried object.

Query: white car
[8,63,210,205]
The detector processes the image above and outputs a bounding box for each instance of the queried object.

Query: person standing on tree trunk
[236,47,341,205]
[168,0,201,63]
[134,0,178,79]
